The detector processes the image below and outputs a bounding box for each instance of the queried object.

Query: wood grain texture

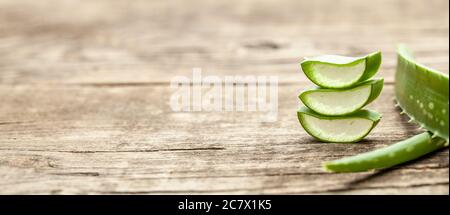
[0,0,448,194]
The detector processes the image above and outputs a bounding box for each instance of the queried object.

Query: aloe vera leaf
[323,45,449,173]
[297,106,381,143]
[323,132,447,173]
[396,45,449,141]
[299,78,384,116]
[300,51,382,89]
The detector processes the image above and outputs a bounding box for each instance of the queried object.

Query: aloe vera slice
[396,45,449,141]
[324,132,447,172]
[297,106,381,143]
[300,51,381,88]
[299,78,384,116]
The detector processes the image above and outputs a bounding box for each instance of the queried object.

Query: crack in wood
[0,121,32,125]
[51,172,100,177]
[91,181,450,194]
[0,81,395,88]
[304,181,450,194]
[0,147,226,154]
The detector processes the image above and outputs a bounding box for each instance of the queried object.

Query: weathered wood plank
[0,0,448,84]
[0,84,448,194]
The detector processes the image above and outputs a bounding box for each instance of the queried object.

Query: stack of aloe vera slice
[297,51,383,143]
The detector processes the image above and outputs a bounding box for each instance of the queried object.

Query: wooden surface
[0,0,448,194]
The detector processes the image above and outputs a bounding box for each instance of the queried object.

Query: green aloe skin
[324,45,449,173]
[301,51,382,89]
[299,78,384,116]
[396,45,449,141]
